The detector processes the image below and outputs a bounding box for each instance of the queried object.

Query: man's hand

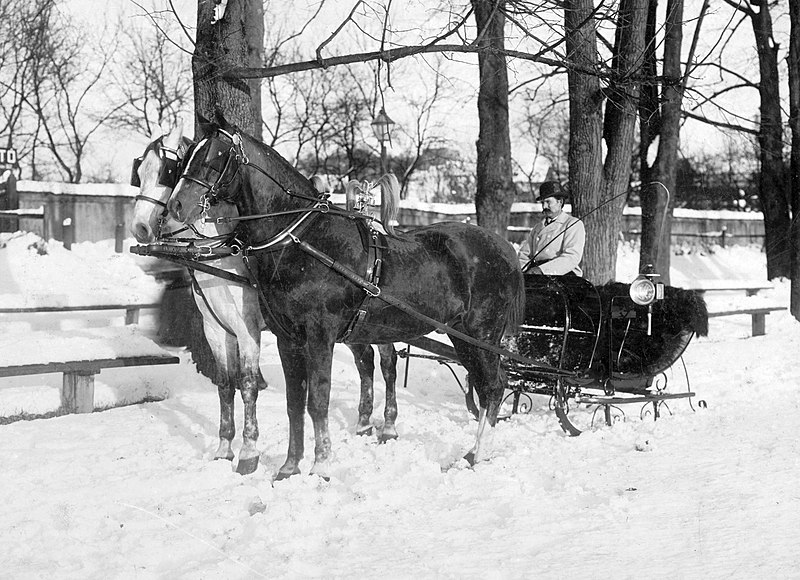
[528,266,543,275]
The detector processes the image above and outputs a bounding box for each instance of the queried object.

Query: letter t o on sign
[0,147,17,167]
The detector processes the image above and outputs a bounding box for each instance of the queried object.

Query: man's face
[541,196,563,217]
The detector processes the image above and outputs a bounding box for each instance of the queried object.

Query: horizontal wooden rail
[0,303,161,325]
[707,306,786,337]
[0,327,180,415]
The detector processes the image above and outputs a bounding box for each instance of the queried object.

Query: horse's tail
[502,269,526,339]
[378,173,400,236]
[344,180,359,212]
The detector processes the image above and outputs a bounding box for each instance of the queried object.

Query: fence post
[721,226,727,248]
[62,217,74,250]
[114,197,126,253]
[115,223,125,253]
[0,173,18,232]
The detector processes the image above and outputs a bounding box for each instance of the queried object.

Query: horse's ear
[148,125,163,143]
[196,112,215,135]
[163,119,184,149]
[213,108,238,133]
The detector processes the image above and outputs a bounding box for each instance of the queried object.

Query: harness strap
[241,253,296,340]
[135,194,168,209]
[340,221,386,342]
[188,270,238,337]
[289,236,576,377]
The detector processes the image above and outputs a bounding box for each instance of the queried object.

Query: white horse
[131,123,266,474]
[131,125,401,476]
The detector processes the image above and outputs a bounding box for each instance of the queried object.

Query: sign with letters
[0,147,17,167]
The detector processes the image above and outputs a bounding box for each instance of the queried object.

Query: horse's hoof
[378,432,398,444]
[463,451,477,466]
[214,452,234,462]
[274,468,300,481]
[236,456,259,475]
[356,425,374,437]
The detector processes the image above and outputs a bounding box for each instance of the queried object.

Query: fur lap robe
[506,276,709,386]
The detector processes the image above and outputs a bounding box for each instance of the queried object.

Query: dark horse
[131,124,403,476]
[169,118,525,479]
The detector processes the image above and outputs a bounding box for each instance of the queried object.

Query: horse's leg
[196,298,236,462]
[235,320,263,475]
[276,337,308,480]
[306,339,335,480]
[377,343,399,442]
[347,343,376,436]
[451,340,505,465]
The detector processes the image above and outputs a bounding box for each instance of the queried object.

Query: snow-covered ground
[1,232,798,579]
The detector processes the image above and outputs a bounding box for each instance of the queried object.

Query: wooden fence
[0,177,767,249]
[0,177,134,248]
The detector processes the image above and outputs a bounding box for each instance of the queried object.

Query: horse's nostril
[169,199,182,220]
[132,222,152,243]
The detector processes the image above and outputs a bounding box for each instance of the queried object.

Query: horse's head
[168,117,247,225]
[130,122,193,243]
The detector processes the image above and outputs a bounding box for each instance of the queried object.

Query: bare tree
[691,0,791,279]
[563,0,648,283]
[393,57,455,199]
[733,0,791,279]
[515,94,570,196]
[638,0,709,283]
[472,0,515,236]
[108,20,193,136]
[193,0,261,133]
[0,0,57,172]
[789,0,800,318]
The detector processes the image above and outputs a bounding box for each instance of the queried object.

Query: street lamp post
[371,108,395,174]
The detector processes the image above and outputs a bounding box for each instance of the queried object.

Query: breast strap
[339,219,388,343]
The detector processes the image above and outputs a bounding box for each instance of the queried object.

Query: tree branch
[682,109,758,134]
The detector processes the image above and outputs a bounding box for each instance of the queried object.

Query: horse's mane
[227,123,319,199]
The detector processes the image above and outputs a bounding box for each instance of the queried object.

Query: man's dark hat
[538,181,567,200]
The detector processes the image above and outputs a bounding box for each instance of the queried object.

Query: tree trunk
[750,0,791,279]
[245,0,264,140]
[639,0,683,285]
[565,0,604,280]
[472,0,514,237]
[566,0,647,284]
[789,0,800,318]
[193,0,259,134]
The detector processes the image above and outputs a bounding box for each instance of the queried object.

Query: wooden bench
[0,327,179,414]
[0,303,161,325]
[707,306,787,337]
[688,280,773,297]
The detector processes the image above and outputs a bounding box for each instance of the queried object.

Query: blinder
[180,132,241,204]
[130,157,143,188]
[158,148,181,188]
[130,139,183,190]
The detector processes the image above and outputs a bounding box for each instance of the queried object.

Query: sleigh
[401,273,709,435]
